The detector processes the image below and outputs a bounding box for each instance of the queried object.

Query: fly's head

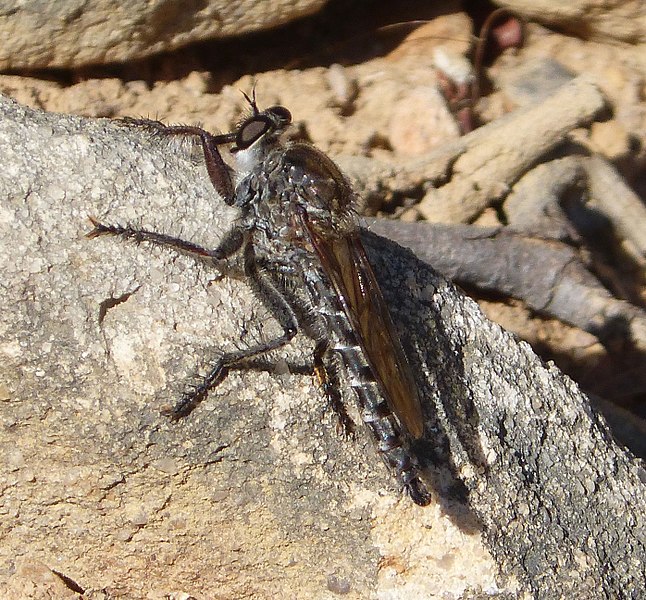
[227,95,357,237]
[230,100,292,173]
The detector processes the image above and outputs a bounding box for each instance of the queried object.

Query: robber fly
[88,94,431,505]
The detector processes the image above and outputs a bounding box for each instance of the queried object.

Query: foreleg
[120,117,236,202]
[86,217,244,263]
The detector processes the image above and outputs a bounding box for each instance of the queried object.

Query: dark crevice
[98,286,140,325]
[51,569,86,594]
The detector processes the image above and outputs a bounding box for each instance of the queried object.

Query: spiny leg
[167,328,297,419]
[213,357,315,377]
[120,118,236,203]
[86,217,244,263]
[169,242,300,418]
[167,355,316,418]
[314,340,356,438]
[88,220,302,419]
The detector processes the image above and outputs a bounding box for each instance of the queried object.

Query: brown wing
[302,218,424,439]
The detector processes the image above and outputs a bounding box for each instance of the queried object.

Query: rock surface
[494,0,646,44]
[0,0,327,69]
[1,93,644,598]
[1,4,645,598]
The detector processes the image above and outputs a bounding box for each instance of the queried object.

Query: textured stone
[493,0,646,44]
[0,0,327,69]
[1,92,644,599]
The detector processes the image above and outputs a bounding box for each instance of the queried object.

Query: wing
[302,217,424,439]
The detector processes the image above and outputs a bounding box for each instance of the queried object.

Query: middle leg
[168,242,301,418]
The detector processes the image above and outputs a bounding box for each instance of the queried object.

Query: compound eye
[236,115,272,150]
[266,105,292,125]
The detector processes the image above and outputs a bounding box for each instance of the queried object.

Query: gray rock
[1,94,644,598]
[0,0,327,69]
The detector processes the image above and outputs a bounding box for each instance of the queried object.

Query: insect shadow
[362,229,486,533]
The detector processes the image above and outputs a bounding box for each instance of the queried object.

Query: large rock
[493,0,646,44]
[0,0,327,70]
[0,94,644,598]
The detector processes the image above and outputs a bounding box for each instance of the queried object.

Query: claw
[85,216,109,239]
